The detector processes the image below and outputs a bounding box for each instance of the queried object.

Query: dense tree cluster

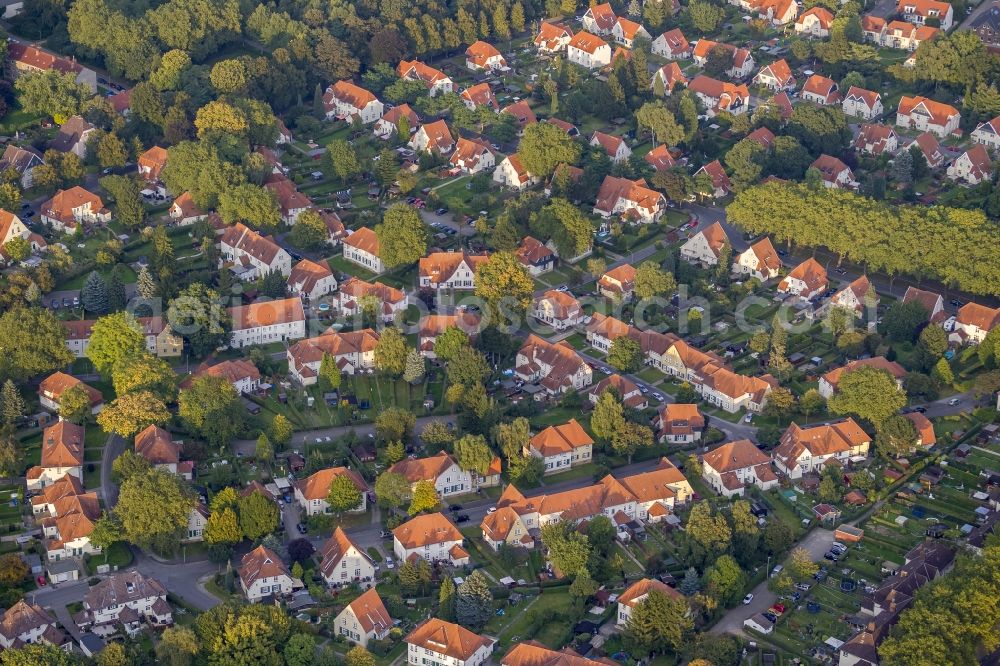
[728,182,1000,295]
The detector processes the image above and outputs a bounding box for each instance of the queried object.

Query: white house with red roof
[644,144,676,171]
[409,119,454,154]
[796,6,834,37]
[333,588,392,646]
[534,22,573,53]
[321,527,377,588]
[465,41,507,71]
[582,2,617,34]
[589,131,632,163]
[593,176,666,223]
[947,144,992,185]
[343,227,385,273]
[611,17,650,48]
[908,132,946,169]
[493,154,538,190]
[323,81,383,123]
[449,137,495,175]
[228,298,306,348]
[842,86,883,119]
[802,75,839,105]
[295,467,368,516]
[896,95,960,138]
[778,257,828,300]
[896,0,953,30]
[404,619,493,666]
[567,31,611,69]
[830,275,876,317]
[652,28,691,59]
[616,579,683,626]
[694,160,732,198]
[287,329,380,382]
[971,116,1000,150]
[527,419,594,474]
[773,419,871,479]
[688,75,750,117]
[692,40,755,78]
[733,237,782,281]
[951,302,1000,345]
[810,154,858,189]
[515,335,593,396]
[533,290,584,331]
[287,258,337,301]
[169,192,207,226]
[853,124,898,156]
[460,83,499,111]
[397,60,453,96]
[652,62,687,95]
[393,513,468,564]
[680,221,730,267]
[239,545,302,602]
[219,222,292,279]
[40,186,110,234]
[753,59,796,91]
[373,104,419,140]
[702,439,777,497]
[337,278,406,323]
[418,251,489,290]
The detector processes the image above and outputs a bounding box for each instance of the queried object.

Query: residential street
[710,527,837,636]
[99,433,128,506]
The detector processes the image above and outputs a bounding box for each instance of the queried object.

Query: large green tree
[86,312,146,377]
[375,205,428,268]
[518,122,582,178]
[178,376,243,448]
[828,366,906,427]
[115,468,193,553]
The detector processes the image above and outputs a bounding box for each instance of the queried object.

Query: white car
[742,593,754,605]
[744,413,753,423]
[948,398,961,406]
[487,507,497,514]
[385,557,395,569]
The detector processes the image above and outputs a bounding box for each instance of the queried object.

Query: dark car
[913,406,927,413]
[950,299,962,307]
[61,298,70,307]
[297,523,308,534]
[436,207,448,215]
[379,530,392,538]
[763,611,778,623]
[455,514,470,523]
[50,298,59,309]
[448,504,464,512]
[777,249,788,256]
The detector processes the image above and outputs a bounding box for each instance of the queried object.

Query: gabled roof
[187,358,261,387]
[803,74,837,100]
[344,226,380,255]
[757,59,793,85]
[695,221,730,258]
[746,126,775,149]
[344,588,393,635]
[854,124,896,155]
[774,418,870,470]
[695,159,731,192]
[781,257,827,292]
[38,371,102,406]
[295,466,368,500]
[585,2,617,31]
[656,28,689,55]
[534,290,582,320]
[220,222,285,265]
[601,263,637,287]
[821,356,907,390]
[8,42,84,75]
[320,526,374,578]
[405,618,493,660]
[502,641,615,666]
[84,570,166,611]
[534,21,574,49]
[460,83,498,109]
[902,286,943,314]
[502,101,537,127]
[389,451,459,484]
[416,119,455,152]
[40,420,84,468]
[644,144,676,171]
[418,251,489,284]
[380,103,420,127]
[289,258,334,294]
[239,545,291,589]
[465,41,504,67]
[897,95,959,128]
[618,458,689,502]
[393,512,463,548]
[515,236,555,267]
[910,132,944,167]
[845,86,881,109]
[797,6,833,28]
[568,31,609,55]
[619,578,682,607]
[0,600,55,643]
[954,144,992,181]
[398,60,450,86]
[41,186,105,225]
[810,154,852,184]
[134,424,180,465]
[956,301,1000,331]
[324,79,373,110]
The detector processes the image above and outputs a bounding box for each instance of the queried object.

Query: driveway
[99,433,128,506]
[710,527,836,636]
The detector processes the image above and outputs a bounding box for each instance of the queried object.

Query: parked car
[296,523,307,534]
[456,514,470,523]
[379,530,392,538]
[948,398,961,406]
[385,556,394,569]
[794,583,812,592]
[742,593,754,605]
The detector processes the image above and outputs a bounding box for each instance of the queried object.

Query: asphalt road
[710,527,837,636]
[99,433,128,506]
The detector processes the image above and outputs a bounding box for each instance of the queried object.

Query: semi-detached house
[773,418,871,479]
[337,278,406,324]
[567,31,611,69]
[219,222,292,279]
[733,237,782,281]
[534,22,574,53]
[397,60,453,97]
[688,75,749,117]
[388,451,476,497]
[324,81,384,123]
[418,251,489,290]
[526,419,593,475]
[818,356,906,399]
[343,227,385,273]
[393,512,469,565]
[79,570,172,638]
[405,619,493,666]
[702,439,778,497]
[287,328,380,383]
[593,176,665,223]
[680,221,730,267]
[972,116,1000,150]
[532,289,584,330]
[514,335,593,396]
[26,421,84,491]
[895,95,960,138]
